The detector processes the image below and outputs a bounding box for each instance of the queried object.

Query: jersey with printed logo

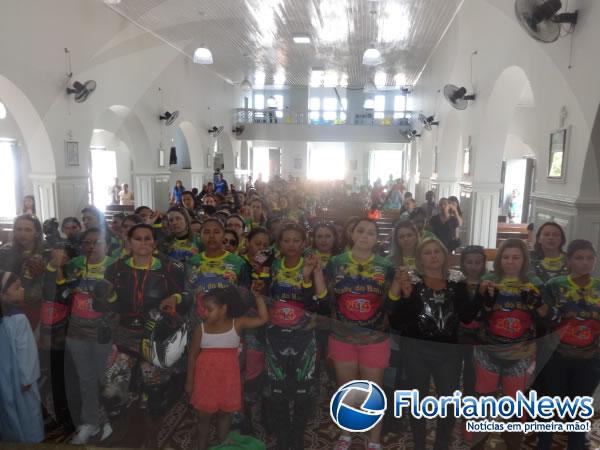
[186,251,251,319]
[529,252,568,283]
[266,257,319,330]
[546,275,600,358]
[478,273,547,359]
[325,251,395,344]
[159,234,202,263]
[59,255,116,340]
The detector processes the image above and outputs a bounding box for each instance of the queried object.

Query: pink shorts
[328,336,390,369]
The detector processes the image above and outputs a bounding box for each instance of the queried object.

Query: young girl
[326,218,401,450]
[249,198,267,230]
[0,271,44,443]
[263,223,327,450]
[311,222,340,267]
[473,239,554,449]
[186,218,251,321]
[530,222,569,282]
[186,286,268,450]
[538,240,600,450]
[387,220,419,270]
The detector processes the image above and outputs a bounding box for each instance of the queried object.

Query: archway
[0,74,56,220]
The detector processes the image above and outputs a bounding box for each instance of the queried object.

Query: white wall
[0,0,237,219]
[410,0,600,246]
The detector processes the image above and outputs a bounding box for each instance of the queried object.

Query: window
[252,147,270,182]
[0,141,17,219]
[394,95,407,119]
[254,94,265,110]
[369,150,404,185]
[274,94,283,119]
[374,95,386,119]
[323,97,337,121]
[309,97,320,122]
[91,148,117,212]
[308,143,345,180]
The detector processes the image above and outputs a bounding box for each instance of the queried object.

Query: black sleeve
[453,281,482,324]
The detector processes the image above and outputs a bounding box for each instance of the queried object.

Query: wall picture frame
[547,128,568,181]
[65,141,79,166]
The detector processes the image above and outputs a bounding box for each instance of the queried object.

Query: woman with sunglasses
[46,227,116,444]
[223,229,240,254]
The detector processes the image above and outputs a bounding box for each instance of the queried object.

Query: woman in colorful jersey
[537,240,600,450]
[387,220,419,270]
[185,218,251,321]
[158,206,202,263]
[473,239,555,449]
[389,238,479,450]
[98,224,186,427]
[311,222,341,267]
[530,222,569,282]
[248,198,267,230]
[325,218,403,450]
[262,223,327,450]
[47,227,116,444]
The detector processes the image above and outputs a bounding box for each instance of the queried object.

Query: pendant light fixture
[240,54,253,91]
[362,10,382,66]
[193,11,213,64]
[193,47,213,64]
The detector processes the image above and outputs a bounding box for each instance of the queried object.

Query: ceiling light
[363,98,375,110]
[104,0,121,4]
[292,34,311,44]
[240,78,253,91]
[364,80,377,94]
[0,101,6,120]
[363,47,382,66]
[193,47,213,64]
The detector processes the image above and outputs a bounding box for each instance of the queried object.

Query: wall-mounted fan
[159,111,179,126]
[208,126,224,138]
[443,84,476,111]
[401,129,420,141]
[66,80,97,103]
[419,114,440,131]
[515,0,578,43]
[232,125,245,136]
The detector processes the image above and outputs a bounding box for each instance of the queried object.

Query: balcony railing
[233,108,414,127]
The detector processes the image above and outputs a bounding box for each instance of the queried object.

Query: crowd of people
[0,175,598,450]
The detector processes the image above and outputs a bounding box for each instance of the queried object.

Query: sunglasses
[223,238,238,246]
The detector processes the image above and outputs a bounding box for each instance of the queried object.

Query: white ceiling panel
[102,0,463,88]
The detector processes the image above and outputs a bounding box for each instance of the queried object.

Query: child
[0,270,44,443]
[185,286,269,450]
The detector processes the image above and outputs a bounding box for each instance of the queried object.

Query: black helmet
[141,309,189,368]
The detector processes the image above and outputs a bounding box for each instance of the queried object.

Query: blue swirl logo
[330,380,387,432]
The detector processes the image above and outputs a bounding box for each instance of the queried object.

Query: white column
[470,182,502,248]
[134,174,156,209]
[190,172,205,191]
[30,174,57,222]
